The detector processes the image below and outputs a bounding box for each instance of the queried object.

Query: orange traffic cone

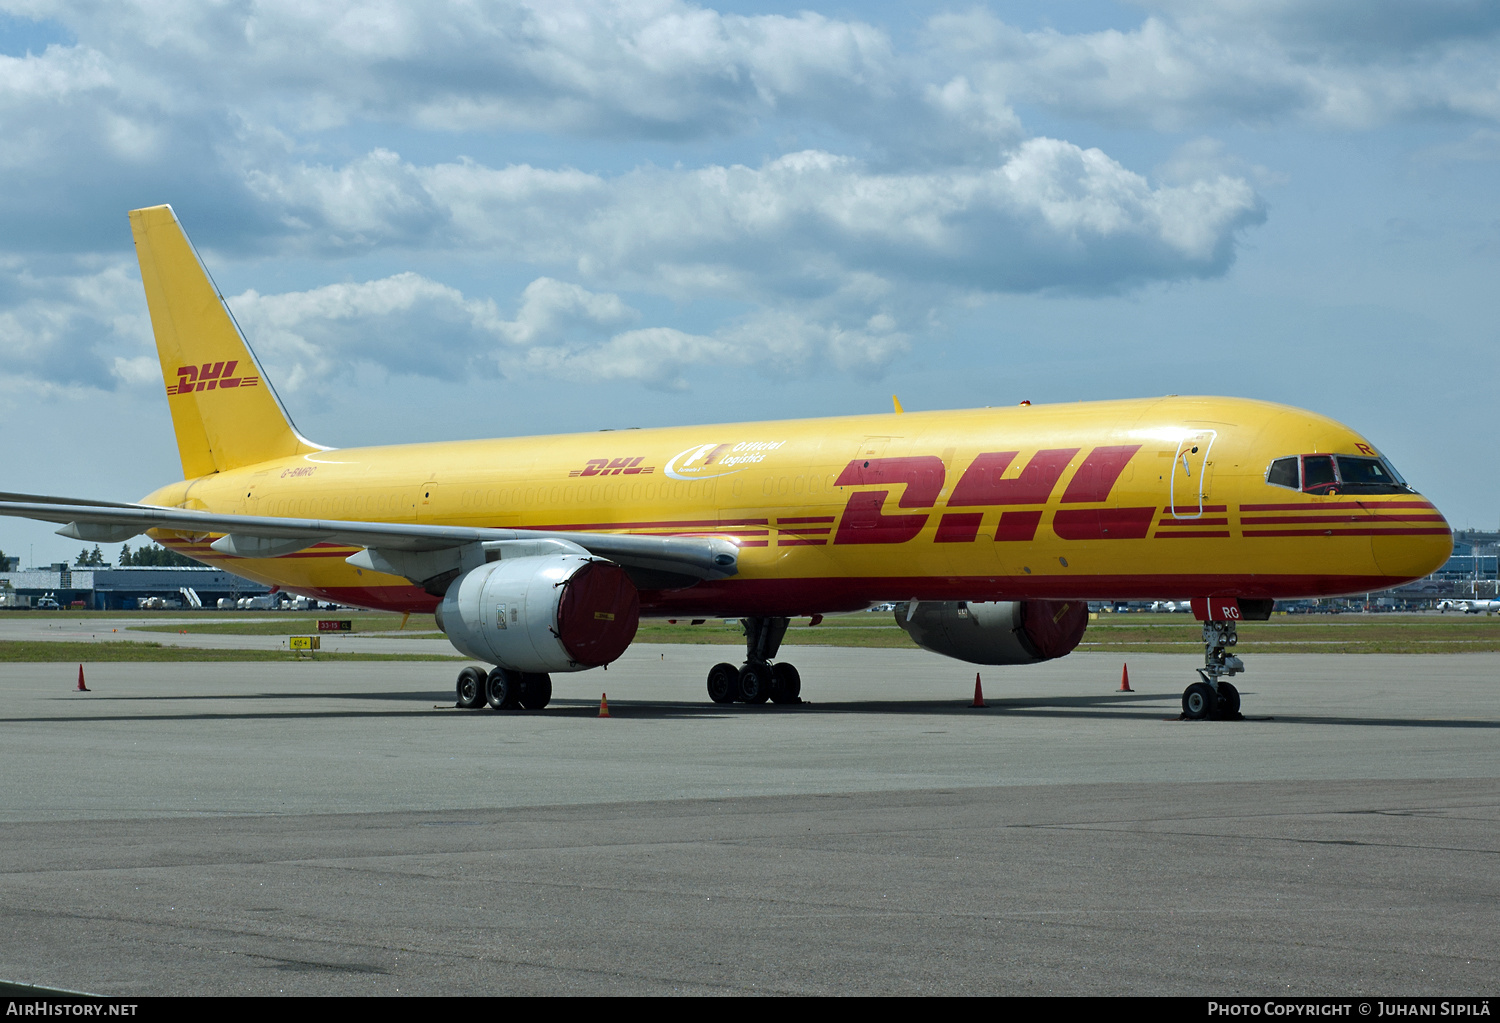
[1118,663,1133,692]
[598,693,610,717]
[76,665,90,692]
[971,673,986,708]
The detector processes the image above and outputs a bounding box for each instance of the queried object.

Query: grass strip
[129,614,440,636]
[11,614,1500,658]
[0,641,463,662]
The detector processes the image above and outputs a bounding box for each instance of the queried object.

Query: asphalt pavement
[0,647,1495,995]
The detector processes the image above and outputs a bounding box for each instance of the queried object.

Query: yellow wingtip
[892,395,904,415]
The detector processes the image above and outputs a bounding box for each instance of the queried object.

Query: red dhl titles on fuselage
[144,399,1452,616]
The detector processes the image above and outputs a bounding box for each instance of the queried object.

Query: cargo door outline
[1169,431,1216,519]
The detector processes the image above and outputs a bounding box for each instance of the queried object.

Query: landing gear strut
[1182,619,1244,721]
[706,616,803,706]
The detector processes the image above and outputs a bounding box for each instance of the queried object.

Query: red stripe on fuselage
[1243,528,1452,537]
[520,517,769,531]
[1239,501,1435,512]
[1240,514,1447,525]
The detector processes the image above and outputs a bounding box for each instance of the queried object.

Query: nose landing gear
[1181,604,1256,720]
[706,616,803,706]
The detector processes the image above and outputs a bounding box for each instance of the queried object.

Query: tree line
[73,543,198,567]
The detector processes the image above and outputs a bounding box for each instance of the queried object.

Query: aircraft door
[241,470,269,514]
[417,480,439,522]
[1169,430,1217,519]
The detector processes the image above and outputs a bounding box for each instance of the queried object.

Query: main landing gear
[1181,619,1244,721]
[706,616,803,706]
[455,665,552,711]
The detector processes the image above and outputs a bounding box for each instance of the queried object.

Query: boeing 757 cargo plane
[0,207,1453,719]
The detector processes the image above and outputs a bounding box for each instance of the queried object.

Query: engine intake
[894,600,1087,665]
[436,555,639,672]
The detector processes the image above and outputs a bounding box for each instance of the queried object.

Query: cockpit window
[1266,457,1299,489]
[1334,456,1408,494]
[1301,455,1336,493]
[1264,453,1413,495]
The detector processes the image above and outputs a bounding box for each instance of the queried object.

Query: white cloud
[252,140,1263,297]
[0,0,1493,259]
[493,277,636,347]
[20,0,1484,148]
[4,1,999,152]
[229,272,503,386]
[1414,127,1500,165]
[225,271,908,390]
[22,0,1500,398]
[247,149,448,249]
[0,261,152,388]
[524,326,729,390]
[926,3,1500,131]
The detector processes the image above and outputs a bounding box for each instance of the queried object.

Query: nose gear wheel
[1182,619,1246,720]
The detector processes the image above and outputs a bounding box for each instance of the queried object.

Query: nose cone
[1370,500,1453,584]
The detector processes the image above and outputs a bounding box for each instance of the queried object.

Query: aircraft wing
[0,494,740,586]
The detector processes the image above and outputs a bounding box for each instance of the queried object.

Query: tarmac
[0,643,1497,996]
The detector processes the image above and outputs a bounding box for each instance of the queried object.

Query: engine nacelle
[894,600,1088,665]
[436,555,639,672]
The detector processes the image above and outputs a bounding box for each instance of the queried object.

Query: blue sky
[2,0,1497,565]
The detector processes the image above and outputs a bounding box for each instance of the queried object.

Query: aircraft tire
[1213,680,1240,719]
[769,662,802,704]
[518,672,552,710]
[1182,682,1216,720]
[486,667,521,710]
[456,666,487,709]
[707,663,739,704]
[737,662,771,704]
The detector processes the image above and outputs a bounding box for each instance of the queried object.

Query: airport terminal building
[0,564,271,610]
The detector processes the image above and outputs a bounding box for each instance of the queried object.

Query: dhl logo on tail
[166,360,260,396]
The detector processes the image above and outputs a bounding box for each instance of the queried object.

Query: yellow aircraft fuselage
[141,394,1452,615]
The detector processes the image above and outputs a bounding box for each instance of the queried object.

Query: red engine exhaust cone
[971,673,986,708]
[76,665,90,692]
[1118,663,1133,692]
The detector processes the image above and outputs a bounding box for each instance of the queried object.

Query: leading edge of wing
[0,498,739,581]
[0,490,154,510]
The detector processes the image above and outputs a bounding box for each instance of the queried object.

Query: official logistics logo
[663,441,786,481]
[569,457,655,477]
[166,360,260,396]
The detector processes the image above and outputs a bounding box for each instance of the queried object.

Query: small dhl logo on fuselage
[570,457,655,477]
[166,361,261,395]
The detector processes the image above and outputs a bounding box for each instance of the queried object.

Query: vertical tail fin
[129,205,322,478]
